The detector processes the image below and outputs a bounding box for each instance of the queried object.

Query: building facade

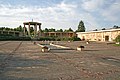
[77,28,120,42]
[0,30,23,37]
[41,32,76,38]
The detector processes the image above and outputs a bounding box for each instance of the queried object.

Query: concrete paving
[0,41,120,80]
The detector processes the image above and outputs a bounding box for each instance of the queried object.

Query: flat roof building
[77,28,120,42]
[42,32,76,38]
[0,30,23,37]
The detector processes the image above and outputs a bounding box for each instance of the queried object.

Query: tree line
[0,26,74,33]
[0,20,119,33]
[0,25,23,32]
[0,20,85,33]
[42,28,74,32]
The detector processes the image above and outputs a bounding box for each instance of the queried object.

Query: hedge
[37,37,81,41]
[0,35,31,41]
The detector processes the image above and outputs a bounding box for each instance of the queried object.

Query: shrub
[71,37,81,41]
[115,35,120,42]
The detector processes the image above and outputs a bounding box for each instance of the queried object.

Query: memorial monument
[23,21,41,38]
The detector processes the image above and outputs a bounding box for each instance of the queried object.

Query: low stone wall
[37,44,44,47]
[50,43,70,49]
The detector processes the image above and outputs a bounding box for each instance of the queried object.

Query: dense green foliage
[114,44,120,46]
[64,28,73,32]
[56,29,63,32]
[0,36,31,41]
[0,33,31,41]
[0,26,32,41]
[42,28,73,32]
[115,35,120,42]
[76,20,85,32]
[0,25,24,32]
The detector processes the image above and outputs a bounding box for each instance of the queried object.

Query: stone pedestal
[116,42,120,44]
[86,41,89,44]
[41,46,50,52]
[77,46,84,51]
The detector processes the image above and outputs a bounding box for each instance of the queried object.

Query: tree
[0,27,5,30]
[49,28,56,32]
[113,25,119,29]
[5,27,10,31]
[15,25,23,32]
[93,29,98,31]
[68,28,73,32]
[10,28,14,31]
[56,29,63,32]
[18,25,23,32]
[102,28,106,30]
[76,20,85,32]
[64,28,73,32]
[14,28,17,31]
[44,28,49,32]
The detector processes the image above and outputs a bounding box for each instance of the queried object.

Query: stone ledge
[50,43,70,49]
[37,44,50,52]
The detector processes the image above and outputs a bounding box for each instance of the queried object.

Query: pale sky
[0,0,120,31]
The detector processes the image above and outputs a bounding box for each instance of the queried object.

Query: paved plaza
[0,41,120,80]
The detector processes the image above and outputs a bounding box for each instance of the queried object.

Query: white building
[77,28,120,42]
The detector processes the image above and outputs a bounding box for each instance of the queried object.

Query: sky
[0,0,120,31]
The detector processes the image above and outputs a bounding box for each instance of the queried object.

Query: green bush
[55,38,61,41]
[115,35,120,42]
[71,37,81,41]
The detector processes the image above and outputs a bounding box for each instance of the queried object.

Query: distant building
[77,28,120,42]
[0,30,23,37]
[41,32,76,38]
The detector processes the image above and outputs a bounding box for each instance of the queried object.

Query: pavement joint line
[0,41,23,73]
[0,42,11,46]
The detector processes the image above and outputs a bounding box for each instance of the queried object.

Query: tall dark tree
[16,25,23,32]
[19,25,23,32]
[76,20,85,32]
